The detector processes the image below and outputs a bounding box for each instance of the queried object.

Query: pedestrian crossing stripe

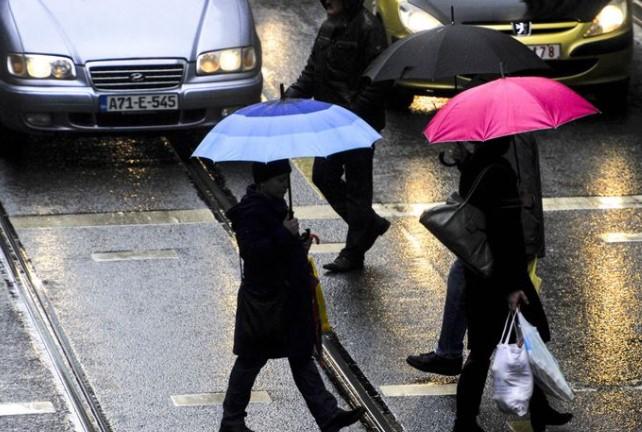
[292,195,642,220]
[171,391,271,407]
[0,401,56,417]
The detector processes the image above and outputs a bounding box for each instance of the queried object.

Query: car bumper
[0,73,262,133]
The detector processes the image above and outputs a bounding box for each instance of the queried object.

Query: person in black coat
[285,0,391,272]
[219,160,364,432]
[453,138,571,432]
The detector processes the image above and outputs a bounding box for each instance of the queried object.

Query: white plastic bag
[518,311,574,401]
[492,311,533,416]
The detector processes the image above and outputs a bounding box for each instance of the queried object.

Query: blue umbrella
[191,98,381,163]
[191,88,381,214]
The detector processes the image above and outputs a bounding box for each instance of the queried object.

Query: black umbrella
[364,24,549,83]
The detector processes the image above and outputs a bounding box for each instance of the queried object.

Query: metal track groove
[0,202,111,432]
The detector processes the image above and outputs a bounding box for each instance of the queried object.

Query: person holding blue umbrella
[219,159,365,432]
[286,0,391,273]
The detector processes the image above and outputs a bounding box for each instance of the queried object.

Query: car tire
[595,78,630,114]
[387,87,415,111]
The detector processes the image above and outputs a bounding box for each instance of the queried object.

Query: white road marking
[310,243,344,254]
[294,195,642,220]
[171,391,271,407]
[91,249,179,262]
[0,401,56,416]
[379,383,457,397]
[600,232,642,243]
[11,209,215,229]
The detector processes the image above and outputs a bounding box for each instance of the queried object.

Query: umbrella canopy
[364,25,549,83]
[424,77,599,143]
[192,98,381,163]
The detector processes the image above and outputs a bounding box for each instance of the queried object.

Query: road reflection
[577,215,641,385]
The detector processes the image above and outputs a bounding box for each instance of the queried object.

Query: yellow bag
[308,258,332,333]
[528,258,542,294]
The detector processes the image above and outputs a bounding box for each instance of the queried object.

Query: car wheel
[387,87,415,111]
[595,79,630,114]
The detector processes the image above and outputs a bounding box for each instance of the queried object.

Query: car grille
[89,63,185,91]
[465,22,578,36]
[69,109,206,128]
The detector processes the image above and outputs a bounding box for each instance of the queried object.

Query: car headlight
[7,54,76,79]
[197,47,257,75]
[399,0,442,33]
[584,0,628,37]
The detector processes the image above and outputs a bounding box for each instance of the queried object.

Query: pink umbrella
[424,77,599,143]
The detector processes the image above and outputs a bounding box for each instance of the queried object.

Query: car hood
[410,0,611,23]
[8,0,253,63]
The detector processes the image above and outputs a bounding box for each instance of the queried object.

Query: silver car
[0,0,262,133]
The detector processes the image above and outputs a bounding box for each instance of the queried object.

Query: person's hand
[508,290,529,311]
[283,217,299,236]
[302,235,313,252]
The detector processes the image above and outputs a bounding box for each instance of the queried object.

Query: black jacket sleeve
[350,15,389,116]
[477,166,533,296]
[235,210,297,264]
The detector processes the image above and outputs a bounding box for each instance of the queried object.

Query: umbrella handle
[287,174,294,219]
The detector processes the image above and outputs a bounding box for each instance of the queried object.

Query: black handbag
[235,283,289,356]
[419,166,495,278]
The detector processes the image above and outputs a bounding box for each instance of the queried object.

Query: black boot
[406,351,463,376]
[321,407,365,432]
[323,255,364,273]
[530,386,572,432]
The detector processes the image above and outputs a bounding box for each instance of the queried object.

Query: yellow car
[372,0,634,109]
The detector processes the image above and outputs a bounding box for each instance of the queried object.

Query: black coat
[459,152,550,353]
[226,186,316,359]
[285,2,388,131]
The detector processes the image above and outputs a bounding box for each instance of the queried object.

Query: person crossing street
[219,160,365,432]
[286,0,391,273]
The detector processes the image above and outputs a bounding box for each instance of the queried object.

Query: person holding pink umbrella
[448,136,570,432]
[422,76,597,431]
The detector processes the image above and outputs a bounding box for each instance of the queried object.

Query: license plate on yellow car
[99,94,179,112]
[528,44,561,60]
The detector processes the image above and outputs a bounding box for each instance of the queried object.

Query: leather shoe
[374,216,391,236]
[531,409,573,431]
[323,255,364,273]
[406,351,462,376]
[322,407,366,432]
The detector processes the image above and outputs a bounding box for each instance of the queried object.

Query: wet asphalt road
[0,0,641,431]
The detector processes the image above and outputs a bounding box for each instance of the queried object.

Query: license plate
[99,94,179,112]
[528,44,561,60]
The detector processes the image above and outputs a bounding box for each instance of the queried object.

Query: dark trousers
[312,147,383,261]
[221,355,338,428]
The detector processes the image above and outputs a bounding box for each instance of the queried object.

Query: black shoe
[452,419,485,432]
[219,423,255,432]
[322,407,366,432]
[374,216,391,236]
[531,409,573,431]
[323,256,364,273]
[406,351,463,376]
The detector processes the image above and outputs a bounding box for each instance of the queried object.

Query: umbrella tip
[450,5,455,24]
[280,83,285,100]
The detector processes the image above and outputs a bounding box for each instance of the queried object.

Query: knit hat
[252,159,292,184]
